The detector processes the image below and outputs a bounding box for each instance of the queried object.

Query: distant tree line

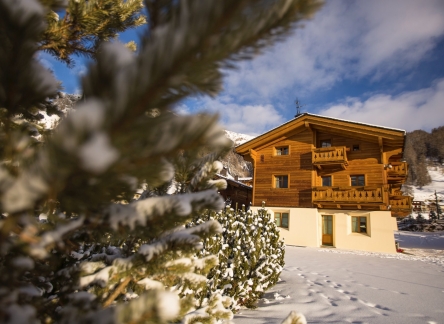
[404,126,444,188]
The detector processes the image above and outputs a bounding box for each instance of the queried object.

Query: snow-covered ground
[411,165,444,202]
[234,233,444,324]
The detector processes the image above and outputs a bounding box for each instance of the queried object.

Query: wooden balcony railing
[389,187,404,197]
[387,161,408,182]
[312,186,384,204]
[389,196,413,211]
[312,146,348,169]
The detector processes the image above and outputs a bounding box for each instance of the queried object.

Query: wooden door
[322,215,333,246]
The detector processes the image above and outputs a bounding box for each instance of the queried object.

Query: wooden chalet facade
[235,113,411,253]
[214,174,252,210]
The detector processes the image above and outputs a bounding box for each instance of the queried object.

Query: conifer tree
[189,204,285,311]
[0,0,321,323]
[39,0,146,66]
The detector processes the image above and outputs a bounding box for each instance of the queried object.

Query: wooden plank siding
[235,113,411,216]
[254,129,313,207]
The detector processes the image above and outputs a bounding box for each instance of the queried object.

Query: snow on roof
[215,174,252,188]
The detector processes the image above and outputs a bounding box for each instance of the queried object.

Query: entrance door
[322,215,333,246]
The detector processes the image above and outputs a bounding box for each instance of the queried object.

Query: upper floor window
[275,175,288,188]
[352,216,367,234]
[352,144,360,151]
[275,212,289,228]
[322,176,332,186]
[275,146,289,156]
[351,175,365,186]
[320,139,332,148]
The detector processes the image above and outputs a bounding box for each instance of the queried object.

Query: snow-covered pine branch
[0,0,321,322]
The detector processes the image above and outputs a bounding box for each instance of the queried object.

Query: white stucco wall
[250,206,398,253]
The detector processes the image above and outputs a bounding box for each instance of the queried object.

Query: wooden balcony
[312,146,348,170]
[390,196,412,211]
[387,161,408,183]
[312,186,384,209]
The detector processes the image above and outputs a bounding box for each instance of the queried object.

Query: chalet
[214,173,252,210]
[235,113,412,253]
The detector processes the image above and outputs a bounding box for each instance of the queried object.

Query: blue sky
[43,0,444,136]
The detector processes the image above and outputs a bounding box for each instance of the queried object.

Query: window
[275,146,289,156]
[260,155,264,162]
[351,175,365,186]
[275,212,289,228]
[275,175,288,188]
[320,139,331,148]
[352,216,367,234]
[352,144,360,151]
[322,176,332,186]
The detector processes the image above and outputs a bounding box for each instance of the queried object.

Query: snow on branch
[138,220,222,261]
[108,189,224,230]
[30,216,85,258]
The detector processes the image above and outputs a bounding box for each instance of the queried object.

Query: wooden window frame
[352,216,367,234]
[322,175,332,187]
[275,146,289,156]
[350,175,365,186]
[274,175,289,188]
[275,212,289,229]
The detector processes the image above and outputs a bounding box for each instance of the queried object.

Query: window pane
[321,140,331,148]
[282,213,289,228]
[275,175,288,188]
[359,217,367,233]
[275,213,281,226]
[352,217,358,232]
[351,175,365,186]
[322,176,332,186]
[276,147,289,155]
[323,215,332,234]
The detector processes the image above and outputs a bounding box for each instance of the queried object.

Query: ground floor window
[352,216,367,234]
[275,212,289,228]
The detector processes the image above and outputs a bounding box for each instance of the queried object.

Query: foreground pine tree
[0,0,321,323]
[40,0,146,65]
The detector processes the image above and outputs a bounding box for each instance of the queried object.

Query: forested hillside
[404,126,444,188]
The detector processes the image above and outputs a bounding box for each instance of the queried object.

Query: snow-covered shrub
[192,205,285,309]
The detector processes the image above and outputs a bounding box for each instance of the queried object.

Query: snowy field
[234,232,444,324]
[412,166,444,203]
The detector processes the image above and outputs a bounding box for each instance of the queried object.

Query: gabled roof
[236,113,406,155]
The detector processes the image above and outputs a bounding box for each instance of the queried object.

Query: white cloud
[181,1,444,136]
[221,0,444,102]
[184,98,286,136]
[319,79,444,132]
